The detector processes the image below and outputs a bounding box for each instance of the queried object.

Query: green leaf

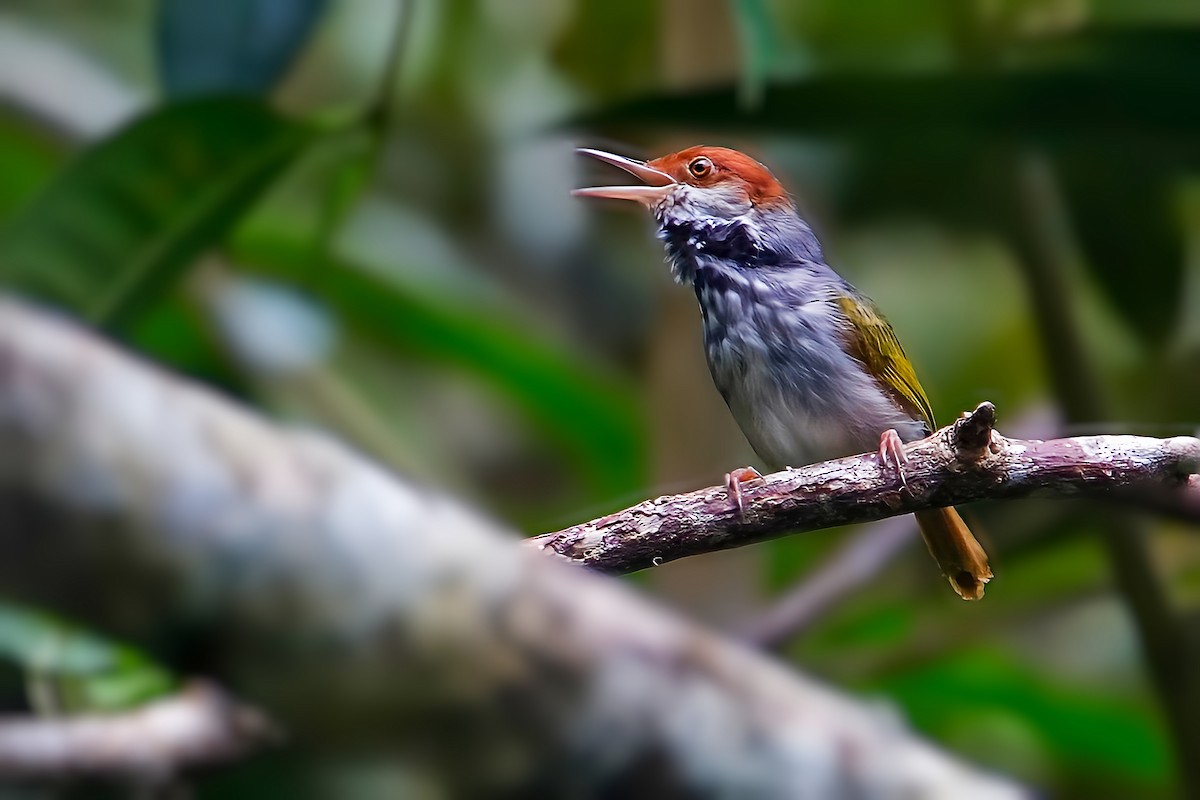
[878,648,1170,784]
[1057,156,1183,345]
[570,30,1200,145]
[731,0,778,107]
[0,603,119,675]
[0,602,175,711]
[70,664,177,711]
[0,97,311,328]
[577,72,1161,146]
[553,0,660,99]
[237,238,646,500]
[127,294,252,397]
[772,0,954,70]
[0,114,63,222]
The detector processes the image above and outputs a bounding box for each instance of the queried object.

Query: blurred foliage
[553,1,659,99]
[882,647,1166,784]
[157,0,329,96]
[0,98,310,328]
[235,236,644,499]
[0,0,1197,797]
[577,27,1200,345]
[0,117,60,220]
[0,604,174,712]
[1058,151,1184,345]
[774,533,1152,796]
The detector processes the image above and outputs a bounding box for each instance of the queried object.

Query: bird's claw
[878,429,908,488]
[724,466,763,517]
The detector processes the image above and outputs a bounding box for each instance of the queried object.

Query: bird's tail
[913,507,993,600]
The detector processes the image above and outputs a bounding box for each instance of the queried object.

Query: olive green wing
[835,293,936,430]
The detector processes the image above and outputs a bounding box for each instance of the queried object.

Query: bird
[573,144,992,600]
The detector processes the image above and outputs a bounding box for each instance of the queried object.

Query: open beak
[572,147,677,205]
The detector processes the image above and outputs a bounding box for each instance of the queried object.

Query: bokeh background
[1,0,1199,797]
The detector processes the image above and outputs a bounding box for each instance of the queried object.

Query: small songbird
[574,145,992,599]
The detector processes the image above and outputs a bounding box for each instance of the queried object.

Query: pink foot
[878,429,908,488]
[724,466,763,517]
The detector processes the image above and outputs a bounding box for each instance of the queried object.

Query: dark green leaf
[1057,156,1183,345]
[553,0,660,99]
[0,97,311,328]
[127,294,252,397]
[879,648,1169,784]
[573,71,1200,147]
[568,30,1200,150]
[157,0,327,97]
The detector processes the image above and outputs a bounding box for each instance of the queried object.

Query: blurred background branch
[0,296,1023,798]
[738,516,918,648]
[0,681,275,782]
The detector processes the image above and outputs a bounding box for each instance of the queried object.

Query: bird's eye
[688,157,713,178]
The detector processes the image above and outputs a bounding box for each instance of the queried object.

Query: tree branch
[530,402,1200,574]
[0,297,1021,797]
[0,682,276,780]
[736,408,1066,649]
